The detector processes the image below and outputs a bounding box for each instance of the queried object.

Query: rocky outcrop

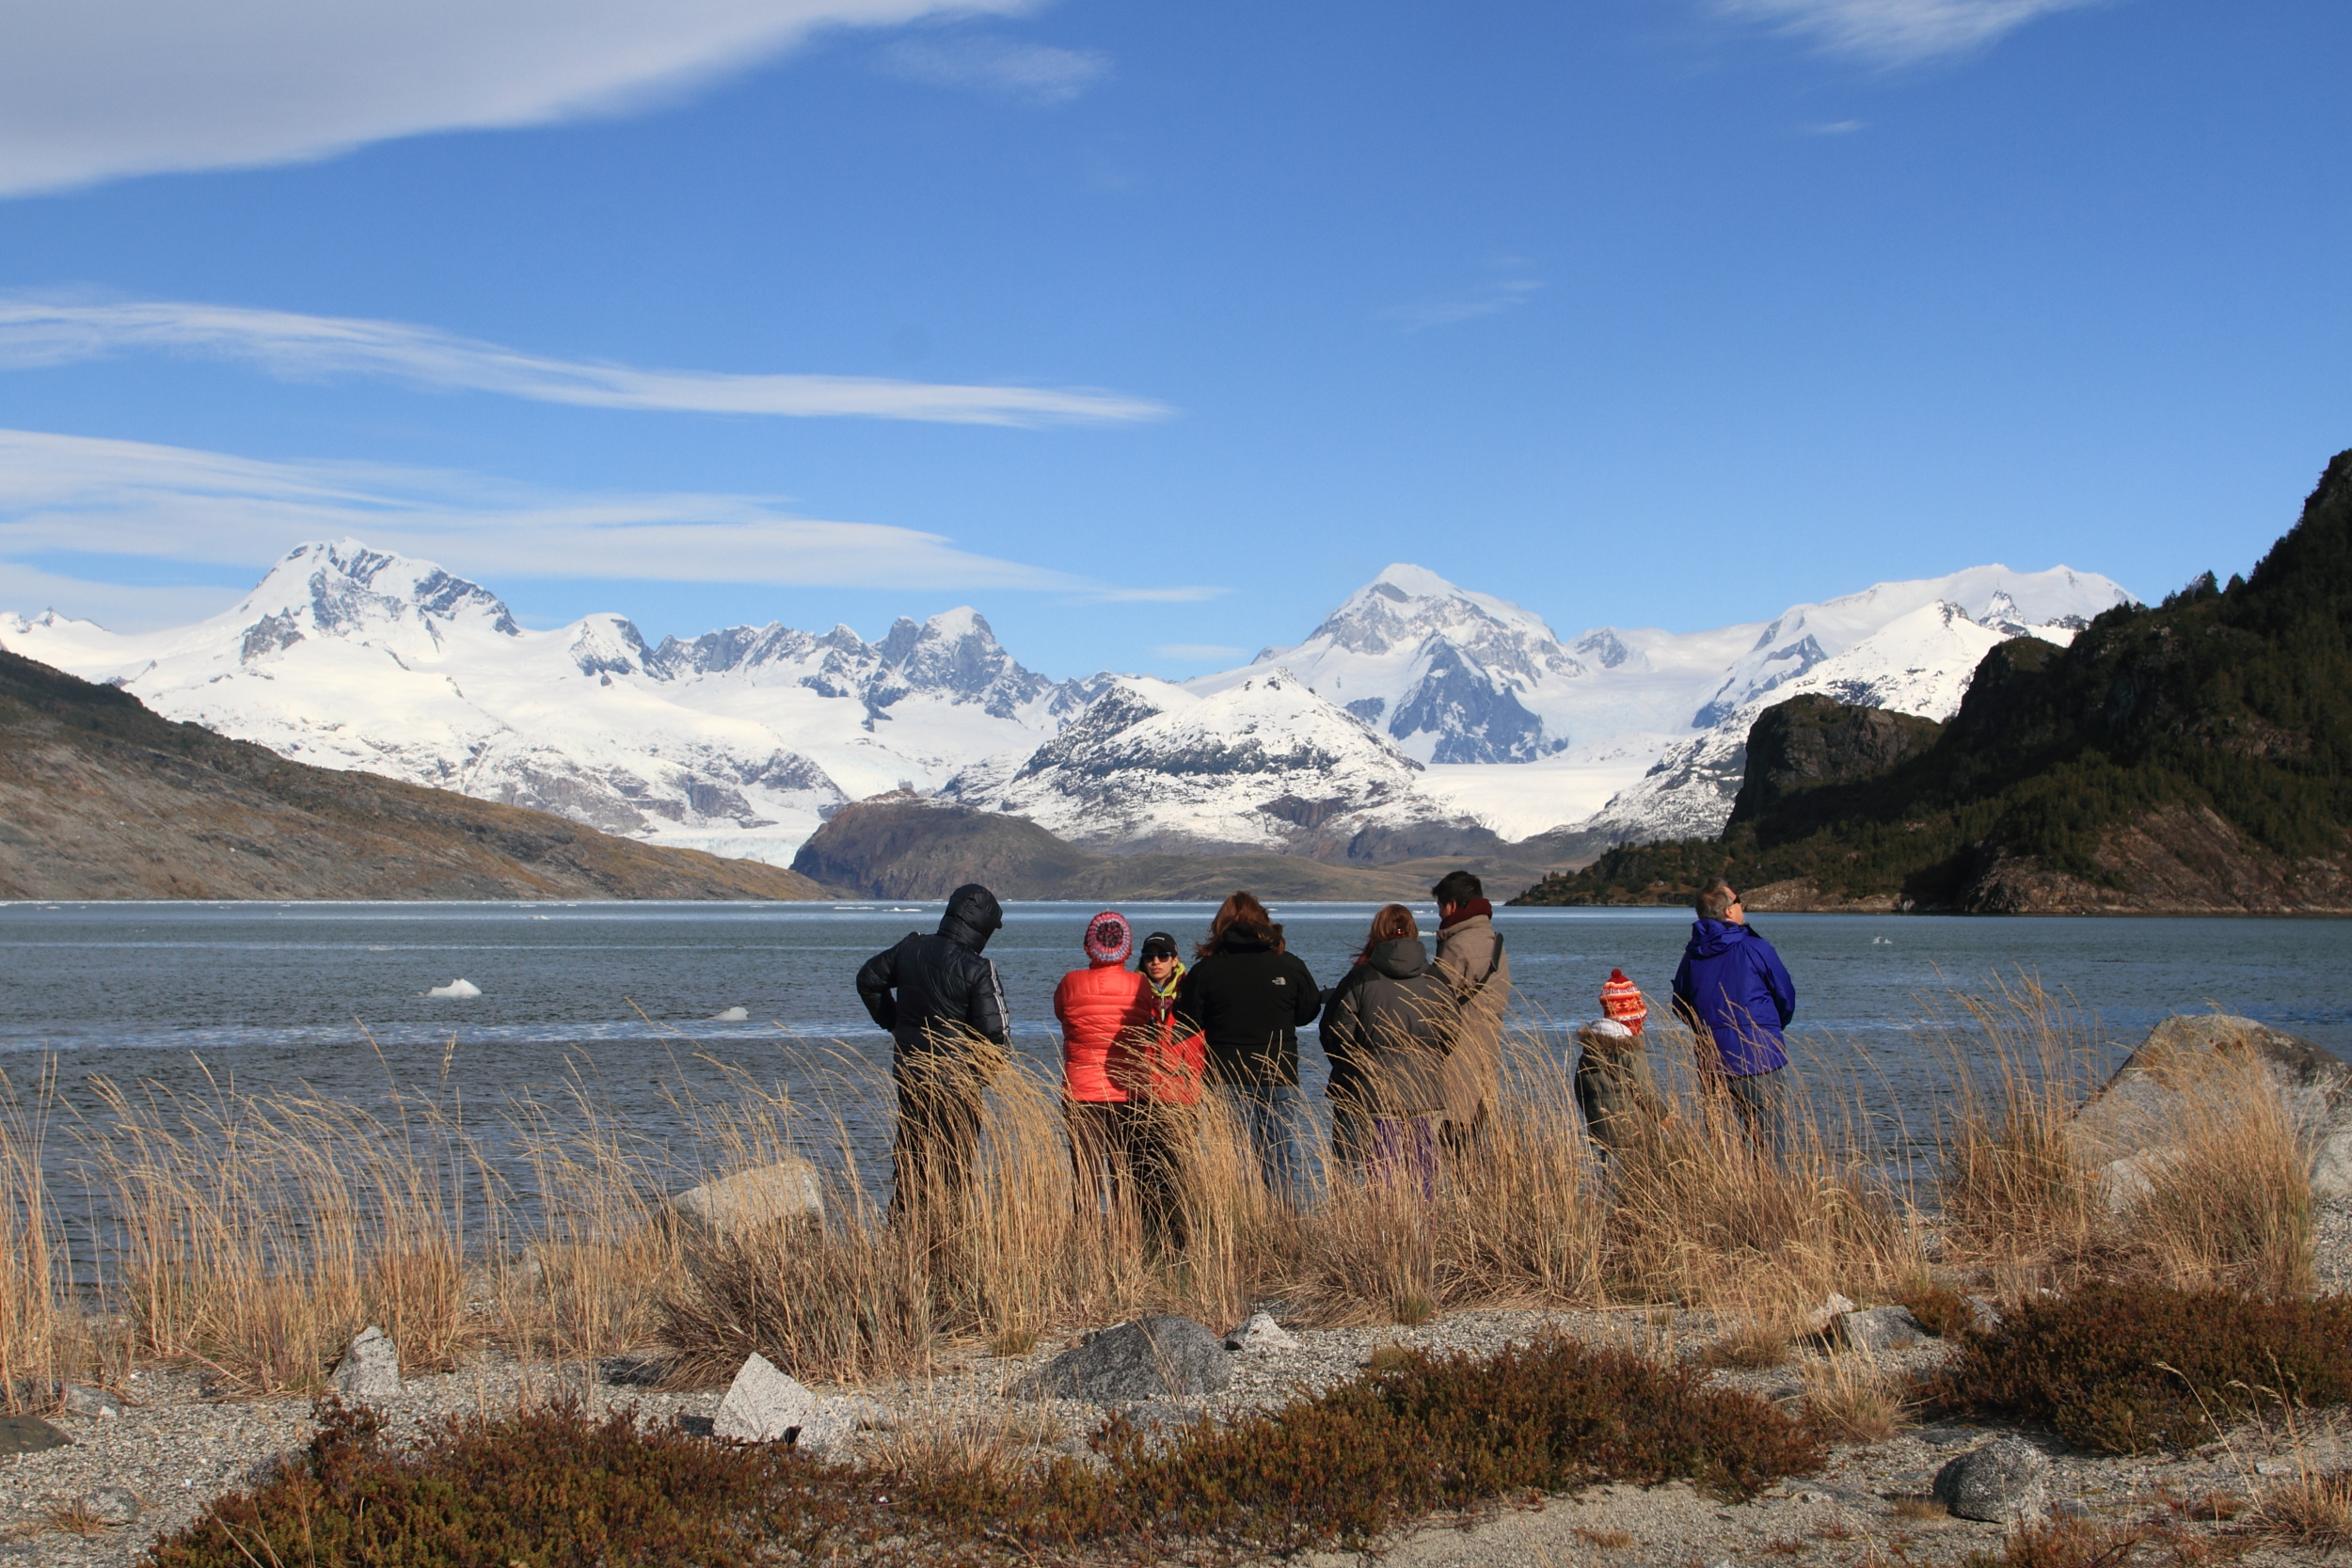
[1726,695,1941,832]
[2073,1014,2352,1200]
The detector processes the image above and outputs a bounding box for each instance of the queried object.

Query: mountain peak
[244,538,519,641]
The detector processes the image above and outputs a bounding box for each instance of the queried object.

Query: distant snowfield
[1,541,2134,865]
[1419,755,1660,841]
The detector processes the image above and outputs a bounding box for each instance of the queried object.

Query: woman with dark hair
[1320,903,1459,1196]
[1173,891,1323,1202]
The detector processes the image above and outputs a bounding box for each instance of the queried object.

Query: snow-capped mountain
[0,540,2135,870]
[0,541,1091,863]
[944,670,1492,857]
[1254,564,1581,764]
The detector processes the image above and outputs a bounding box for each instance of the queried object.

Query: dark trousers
[1126,1102,1194,1249]
[890,1053,987,1227]
[1068,1100,1130,1213]
[1720,1066,1788,1158]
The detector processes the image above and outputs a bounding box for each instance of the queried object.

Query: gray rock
[1015,1315,1232,1404]
[1837,1305,1926,1353]
[60,1383,122,1418]
[1223,1312,1298,1352]
[1933,1437,2053,1525]
[329,1325,402,1403]
[0,1413,70,1455]
[246,1449,307,1489]
[671,1160,824,1235]
[1800,1292,1858,1336]
[1964,1295,2002,1335]
[79,1487,140,1527]
[2073,1014,2352,1201]
[711,1352,856,1455]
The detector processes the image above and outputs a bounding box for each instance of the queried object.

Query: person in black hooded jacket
[1173,891,1322,1202]
[857,883,1010,1224]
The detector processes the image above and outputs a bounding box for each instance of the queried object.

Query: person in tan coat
[1429,870,1509,1156]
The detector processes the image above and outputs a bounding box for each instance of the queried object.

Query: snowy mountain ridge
[0,539,2135,868]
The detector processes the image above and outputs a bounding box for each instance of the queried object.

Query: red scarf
[1438,896,1494,930]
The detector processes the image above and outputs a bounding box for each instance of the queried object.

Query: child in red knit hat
[1576,968,1661,1156]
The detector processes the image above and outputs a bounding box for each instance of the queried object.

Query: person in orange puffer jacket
[1054,911,1156,1215]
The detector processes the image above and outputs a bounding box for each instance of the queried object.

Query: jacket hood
[940,883,1004,951]
[1685,919,1747,959]
[1366,937,1430,979]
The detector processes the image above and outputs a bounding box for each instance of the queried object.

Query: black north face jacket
[1173,934,1322,1087]
[856,883,1010,1062]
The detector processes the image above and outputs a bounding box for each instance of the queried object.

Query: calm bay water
[2,899,2348,1213]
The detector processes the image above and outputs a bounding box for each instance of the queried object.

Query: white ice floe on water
[426,978,482,998]
[710,1006,750,1022]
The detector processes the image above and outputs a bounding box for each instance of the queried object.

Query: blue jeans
[1224,1084,1304,1203]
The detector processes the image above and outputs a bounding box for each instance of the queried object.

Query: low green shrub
[1924,1282,2352,1452]
[151,1337,1824,1566]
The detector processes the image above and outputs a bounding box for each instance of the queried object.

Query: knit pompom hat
[1599,969,1647,1032]
[1085,911,1133,965]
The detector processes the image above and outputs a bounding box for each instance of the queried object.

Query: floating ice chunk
[711,1006,750,1022]
[427,978,482,999]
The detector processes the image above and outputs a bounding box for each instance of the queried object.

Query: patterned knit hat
[1085,911,1133,965]
[1599,969,1646,1032]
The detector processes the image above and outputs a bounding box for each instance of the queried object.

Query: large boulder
[711,1353,875,1457]
[1014,1316,1232,1404]
[1933,1437,2053,1524]
[2072,1015,2352,1201]
[671,1160,824,1236]
[329,1325,402,1403]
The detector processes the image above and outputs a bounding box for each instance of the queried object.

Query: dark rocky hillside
[1515,448,2352,914]
[0,648,823,900]
[795,796,1576,901]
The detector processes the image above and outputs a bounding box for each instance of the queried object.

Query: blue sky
[0,0,2345,677]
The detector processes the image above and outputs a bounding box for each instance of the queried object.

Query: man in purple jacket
[1671,879,1796,1155]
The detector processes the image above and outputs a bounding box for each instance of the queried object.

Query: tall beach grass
[0,979,2319,1403]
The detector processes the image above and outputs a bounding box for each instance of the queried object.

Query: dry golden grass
[2252,1466,2352,1550]
[82,1067,487,1395]
[2118,1047,2312,1299]
[0,1063,88,1411]
[1930,982,2315,1300]
[1606,1024,1918,1323]
[0,977,2317,1408]
[1800,1348,1904,1442]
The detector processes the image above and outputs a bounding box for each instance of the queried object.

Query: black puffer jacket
[1173,935,1322,1087]
[856,883,1010,1062]
[1321,937,1459,1116]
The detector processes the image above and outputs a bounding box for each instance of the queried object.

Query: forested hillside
[1515,448,2352,914]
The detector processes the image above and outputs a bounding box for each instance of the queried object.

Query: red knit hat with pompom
[1599,969,1647,1032]
[1084,911,1133,965]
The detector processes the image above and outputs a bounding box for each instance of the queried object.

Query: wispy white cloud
[1711,0,2108,66]
[0,428,1219,616]
[878,34,1110,103]
[0,296,1168,427]
[1383,276,1543,334]
[1153,642,1245,661]
[1807,119,1867,134]
[0,0,1042,198]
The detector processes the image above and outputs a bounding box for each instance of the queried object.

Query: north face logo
[1271,977,1286,986]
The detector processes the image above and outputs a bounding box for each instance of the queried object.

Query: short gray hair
[1695,880,1737,921]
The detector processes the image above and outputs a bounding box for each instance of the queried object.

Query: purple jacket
[1671,920,1795,1077]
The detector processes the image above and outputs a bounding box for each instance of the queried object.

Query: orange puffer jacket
[1054,961,1155,1102]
